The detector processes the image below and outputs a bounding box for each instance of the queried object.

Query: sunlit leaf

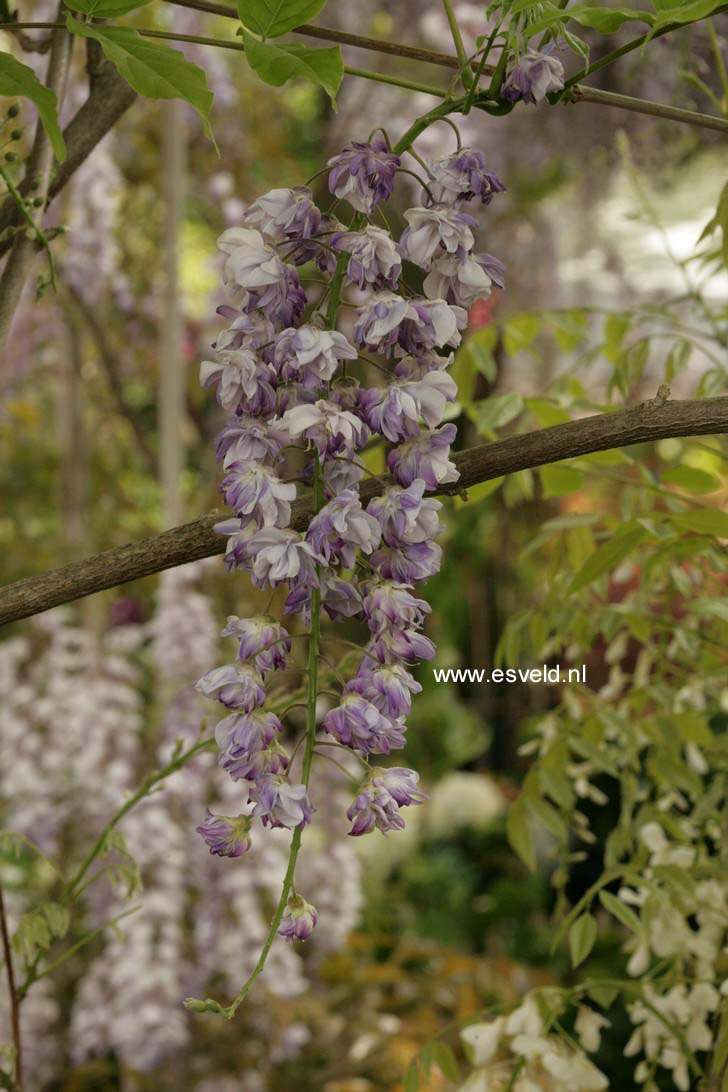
[243,33,343,106]
[0,51,65,161]
[65,17,215,143]
[569,912,597,967]
[237,0,328,38]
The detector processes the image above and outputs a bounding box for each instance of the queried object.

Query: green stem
[343,64,446,97]
[17,905,141,1000]
[0,159,56,291]
[64,737,213,902]
[707,20,728,107]
[441,0,473,88]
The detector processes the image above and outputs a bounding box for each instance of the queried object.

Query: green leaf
[699,181,728,268]
[648,0,726,40]
[243,32,343,106]
[0,52,65,162]
[507,798,535,872]
[469,392,524,433]
[669,508,728,538]
[570,523,647,592]
[404,1060,419,1092]
[237,0,328,38]
[64,0,151,15]
[525,398,571,427]
[65,17,215,143]
[525,4,651,35]
[503,313,541,355]
[569,912,597,967]
[540,463,584,498]
[431,1042,459,1082]
[661,465,721,494]
[599,890,641,933]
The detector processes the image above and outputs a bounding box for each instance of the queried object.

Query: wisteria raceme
[195,131,505,954]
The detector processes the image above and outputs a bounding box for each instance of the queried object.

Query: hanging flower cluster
[195,135,505,944]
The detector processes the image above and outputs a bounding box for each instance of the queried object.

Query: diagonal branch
[1,395,727,627]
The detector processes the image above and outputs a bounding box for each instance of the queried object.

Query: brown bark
[1,395,726,627]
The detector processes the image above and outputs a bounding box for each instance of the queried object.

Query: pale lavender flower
[363,581,431,633]
[323,692,407,754]
[502,46,565,104]
[428,148,506,206]
[214,517,258,571]
[305,489,381,567]
[200,350,275,413]
[351,660,422,718]
[367,480,443,544]
[220,739,290,782]
[393,350,455,379]
[217,227,289,309]
[274,324,357,389]
[398,298,467,353]
[285,574,364,623]
[278,894,318,941]
[388,424,459,489]
[220,463,296,528]
[370,540,443,583]
[332,224,402,289]
[354,292,415,352]
[252,775,314,829]
[246,528,319,589]
[221,615,291,672]
[195,664,265,711]
[242,186,321,245]
[372,627,436,663]
[215,416,288,471]
[399,205,476,269]
[423,251,497,308]
[363,371,457,441]
[347,767,425,836]
[214,309,276,355]
[196,811,252,857]
[214,709,282,755]
[281,400,369,459]
[327,138,400,215]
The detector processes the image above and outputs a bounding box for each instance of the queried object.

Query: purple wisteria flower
[278,894,318,941]
[214,709,282,755]
[398,298,467,354]
[221,615,291,672]
[351,660,422,718]
[367,480,443,544]
[195,664,266,711]
[200,349,274,413]
[246,528,319,589]
[399,205,476,268]
[354,292,415,353]
[332,224,402,289]
[306,489,381,567]
[362,371,457,441]
[388,424,459,489]
[215,416,288,471]
[327,138,400,215]
[197,810,253,857]
[428,148,506,207]
[281,400,369,459]
[242,186,321,245]
[502,46,565,104]
[422,251,499,308]
[347,767,426,836]
[370,540,443,583]
[323,692,407,754]
[363,581,431,633]
[194,143,508,953]
[252,775,314,829]
[274,324,357,388]
[221,463,296,528]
